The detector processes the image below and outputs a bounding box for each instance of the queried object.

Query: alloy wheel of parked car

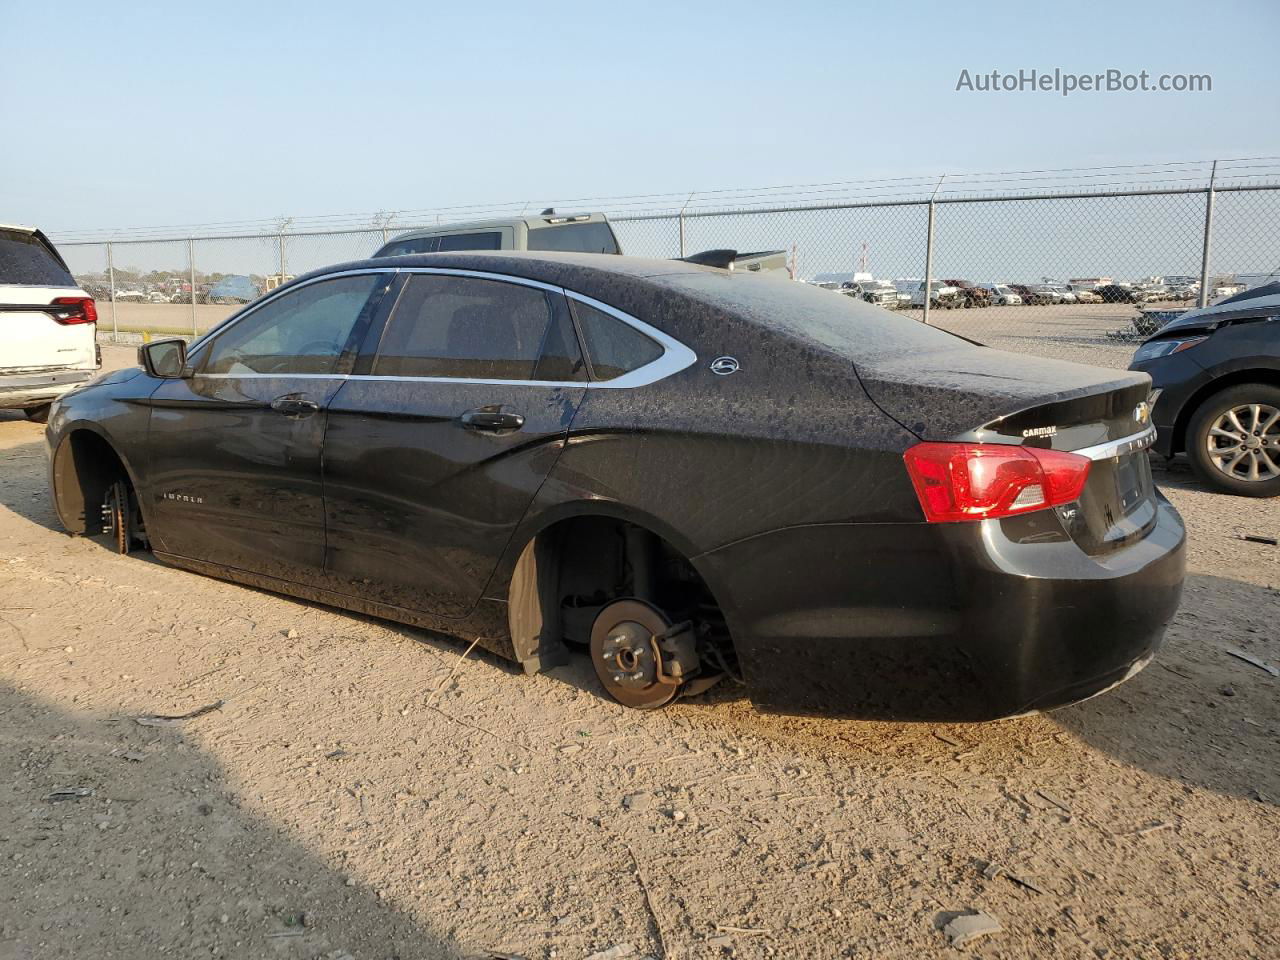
[1187,384,1280,497]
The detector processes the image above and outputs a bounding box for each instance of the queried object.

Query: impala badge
[710,356,740,375]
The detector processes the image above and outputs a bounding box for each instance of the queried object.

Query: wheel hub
[600,621,658,689]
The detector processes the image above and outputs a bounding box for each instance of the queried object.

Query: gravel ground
[0,345,1276,959]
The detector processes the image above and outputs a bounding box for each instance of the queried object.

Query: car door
[320,270,588,618]
[144,271,392,582]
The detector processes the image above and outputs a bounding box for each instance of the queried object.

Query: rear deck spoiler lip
[677,248,787,269]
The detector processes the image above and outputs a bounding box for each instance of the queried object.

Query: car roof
[300,250,709,284]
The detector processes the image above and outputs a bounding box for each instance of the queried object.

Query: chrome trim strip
[347,374,586,388]
[394,266,564,296]
[1071,426,1157,461]
[188,266,697,391]
[194,373,347,381]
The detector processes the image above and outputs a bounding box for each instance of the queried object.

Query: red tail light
[903,442,1091,523]
[50,296,97,325]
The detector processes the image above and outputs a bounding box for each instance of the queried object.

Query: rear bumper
[0,369,95,408]
[697,495,1186,721]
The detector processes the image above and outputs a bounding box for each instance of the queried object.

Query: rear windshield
[527,222,620,255]
[0,230,75,286]
[662,272,969,363]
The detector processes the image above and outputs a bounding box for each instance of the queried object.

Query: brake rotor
[101,480,131,556]
[589,599,680,710]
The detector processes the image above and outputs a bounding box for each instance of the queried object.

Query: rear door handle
[459,408,525,432]
[270,395,320,419]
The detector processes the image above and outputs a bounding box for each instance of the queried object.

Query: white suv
[0,225,100,421]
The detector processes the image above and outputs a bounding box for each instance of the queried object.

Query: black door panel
[145,375,345,581]
[320,380,584,617]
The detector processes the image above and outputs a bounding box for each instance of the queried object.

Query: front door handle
[270,395,320,419]
[460,408,525,433]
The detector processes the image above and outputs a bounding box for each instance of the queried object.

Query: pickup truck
[375,212,622,257]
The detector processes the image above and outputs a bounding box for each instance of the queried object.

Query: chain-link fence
[58,173,1280,371]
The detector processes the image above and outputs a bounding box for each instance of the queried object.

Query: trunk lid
[858,343,1157,555]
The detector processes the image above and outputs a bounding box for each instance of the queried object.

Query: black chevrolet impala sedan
[46,252,1186,720]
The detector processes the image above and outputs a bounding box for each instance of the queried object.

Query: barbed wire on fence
[46,156,1280,243]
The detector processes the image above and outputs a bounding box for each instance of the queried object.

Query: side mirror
[138,338,188,378]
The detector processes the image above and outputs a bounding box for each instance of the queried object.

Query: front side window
[372,274,585,382]
[201,274,383,376]
[571,301,663,381]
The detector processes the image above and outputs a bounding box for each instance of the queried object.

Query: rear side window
[0,230,75,286]
[373,275,586,382]
[527,222,619,255]
[571,301,663,380]
[378,236,440,257]
[437,232,502,251]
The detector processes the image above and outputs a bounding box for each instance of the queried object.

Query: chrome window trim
[185,266,696,390]
[561,289,697,389]
[1071,426,1157,461]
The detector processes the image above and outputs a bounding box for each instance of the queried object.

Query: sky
[2,0,1277,239]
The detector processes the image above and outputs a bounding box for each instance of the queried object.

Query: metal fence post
[922,176,945,326]
[678,192,694,258]
[1198,160,1218,309]
[278,233,287,283]
[188,238,197,337]
[106,241,118,338]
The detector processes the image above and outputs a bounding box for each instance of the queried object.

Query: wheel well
[1171,369,1280,455]
[52,430,131,535]
[507,515,734,676]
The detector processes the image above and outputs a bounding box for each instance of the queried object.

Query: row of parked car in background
[80,273,295,306]
[812,274,1211,309]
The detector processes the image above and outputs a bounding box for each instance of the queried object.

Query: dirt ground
[0,345,1277,959]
